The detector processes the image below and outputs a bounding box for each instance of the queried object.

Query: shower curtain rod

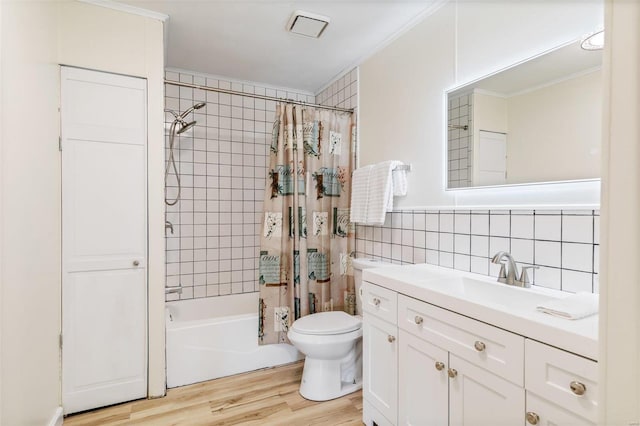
[165,79,355,113]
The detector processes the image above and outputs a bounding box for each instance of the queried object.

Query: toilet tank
[352,258,392,316]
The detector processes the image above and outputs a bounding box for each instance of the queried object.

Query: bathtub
[166,292,302,388]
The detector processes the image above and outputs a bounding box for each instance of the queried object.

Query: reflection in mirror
[446,40,602,189]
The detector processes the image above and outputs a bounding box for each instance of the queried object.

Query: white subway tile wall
[447,93,473,188]
[164,70,314,301]
[316,68,358,110]
[355,209,600,293]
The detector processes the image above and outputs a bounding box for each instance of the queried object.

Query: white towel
[350,165,373,224]
[392,166,408,197]
[536,292,599,320]
[368,161,399,224]
[350,161,407,225]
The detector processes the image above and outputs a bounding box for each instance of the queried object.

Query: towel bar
[393,164,412,172]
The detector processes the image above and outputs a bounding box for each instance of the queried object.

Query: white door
[476,130,507,186]
[398,330,449,426]
[61,66,148,414]
[363,313,398,424]
[449,355,524,426]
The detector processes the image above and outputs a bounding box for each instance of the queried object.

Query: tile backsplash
[164,69,314,301]
[355,209,599,293]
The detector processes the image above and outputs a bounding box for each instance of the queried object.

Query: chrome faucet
[491,252,539,288]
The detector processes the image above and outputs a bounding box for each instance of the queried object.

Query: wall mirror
[446,40,602,189]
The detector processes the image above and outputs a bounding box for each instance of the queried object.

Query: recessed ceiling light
[286,10,330,38]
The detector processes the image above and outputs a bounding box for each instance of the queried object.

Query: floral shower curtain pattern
[258,103,355,345]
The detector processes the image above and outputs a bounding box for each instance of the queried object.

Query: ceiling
[119,0,439,92]
[449,40,602,98]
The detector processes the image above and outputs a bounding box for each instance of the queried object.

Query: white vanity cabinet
[362,283,398,426]
[398,294,524,426]
[524,340,598,426]
[361,271,599,426]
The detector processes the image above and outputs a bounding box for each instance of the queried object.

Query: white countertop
[363,263,599,361]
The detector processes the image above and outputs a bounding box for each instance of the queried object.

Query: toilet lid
[291,311,361,335]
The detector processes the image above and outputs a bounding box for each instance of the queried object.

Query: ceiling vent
[286,10,330,38]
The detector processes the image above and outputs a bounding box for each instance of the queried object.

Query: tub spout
[165,286,182,295]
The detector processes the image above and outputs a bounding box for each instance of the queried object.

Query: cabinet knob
[526,412,540,425]
[474,340,486,352]
[435,361,445,371]
[414,315,424,325]
[570,381,586,396]
[387,335,396,343]
[133,260,140,266]
[373,298,381,307]
[447,368,458,378]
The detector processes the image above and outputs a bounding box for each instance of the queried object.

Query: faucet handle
[519,266,539,288]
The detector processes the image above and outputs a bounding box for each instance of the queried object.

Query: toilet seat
[291,311,361,335]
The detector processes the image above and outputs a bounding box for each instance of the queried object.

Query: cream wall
[1,2,166,424]
[1,1,62,425]
[58,1,167,398]
[360,0,603,208]
[507,70,601,184]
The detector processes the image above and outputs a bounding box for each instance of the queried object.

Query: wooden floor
[64,361,364,425]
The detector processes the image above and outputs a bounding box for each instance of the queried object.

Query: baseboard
[47,407,63,426]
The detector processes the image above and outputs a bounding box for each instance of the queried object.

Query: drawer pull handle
[387,335,396,343]
[414,316,424,325]
[570,381,586,396]
[526,412,540,425]
[435,361,445,371]
[474,341,486,352]
[373,298,381,307]
[447,368,457,379]
[133,260,140,266]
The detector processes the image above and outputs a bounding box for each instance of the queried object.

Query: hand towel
[350,164,373,224]
[367,161,396,225]
[392,163,408,197]
[536,292,599,320]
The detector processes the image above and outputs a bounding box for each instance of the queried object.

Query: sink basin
[441,276,561,312]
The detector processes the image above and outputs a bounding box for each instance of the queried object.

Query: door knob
[435,361,445,371]
[526,412,539,425]
[447,368,458,378]
[133,260,140,266]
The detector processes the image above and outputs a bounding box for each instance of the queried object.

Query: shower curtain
[258,103,355,345]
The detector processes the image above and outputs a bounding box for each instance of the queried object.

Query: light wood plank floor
[64,361,364,425]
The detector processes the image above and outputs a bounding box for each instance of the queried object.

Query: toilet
[288,258,391,401]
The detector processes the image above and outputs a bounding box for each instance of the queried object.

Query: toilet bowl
[287,258,391,401]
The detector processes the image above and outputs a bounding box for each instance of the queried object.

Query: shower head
[177,120,197,134]
[179,102,207,119]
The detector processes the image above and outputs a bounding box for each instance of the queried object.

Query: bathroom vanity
[361,263,598,426]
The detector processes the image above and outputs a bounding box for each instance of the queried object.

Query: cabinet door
[526,392,595,426]
[399,330,448,426]
[363,313,398,424]
[449,354,524,426]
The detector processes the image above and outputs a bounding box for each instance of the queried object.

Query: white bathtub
[166,292,302,388]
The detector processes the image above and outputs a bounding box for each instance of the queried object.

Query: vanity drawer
[525,339,598,422]
[362,282,397,324]
[398,294,524,386]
